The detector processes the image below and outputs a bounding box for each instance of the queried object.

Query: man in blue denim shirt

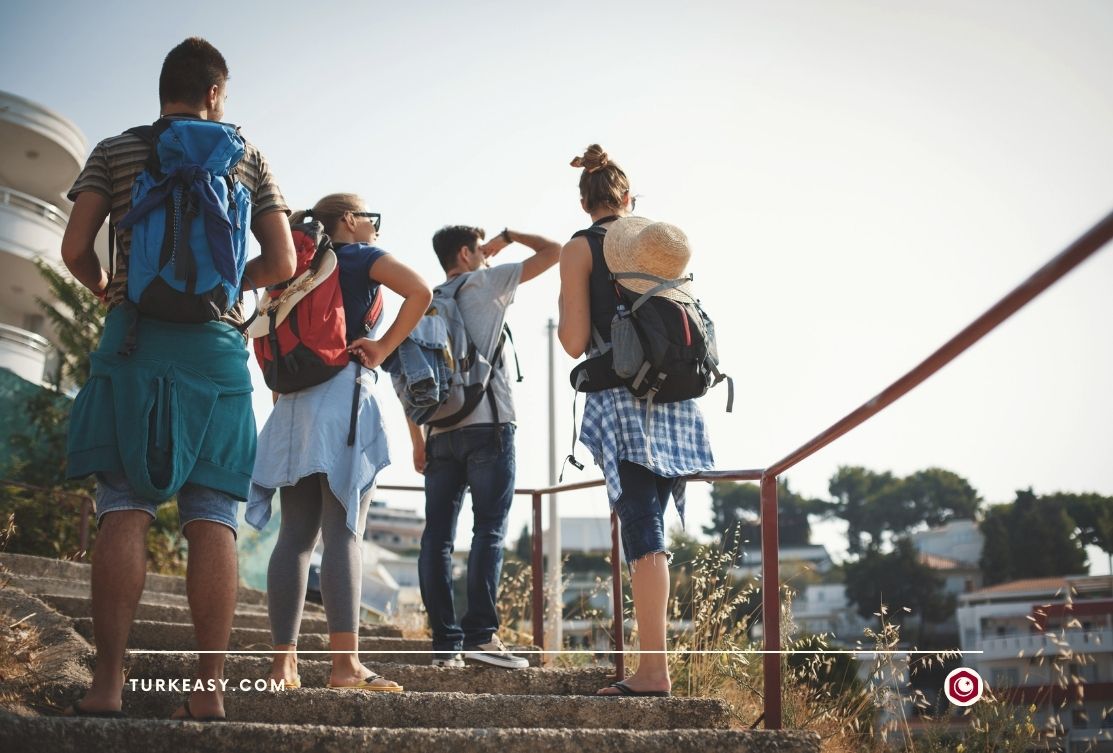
[410,224,559,668]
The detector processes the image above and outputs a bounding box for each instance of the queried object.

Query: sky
[3,0,1111,573]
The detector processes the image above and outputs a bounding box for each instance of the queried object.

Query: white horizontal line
[126,649,983,655]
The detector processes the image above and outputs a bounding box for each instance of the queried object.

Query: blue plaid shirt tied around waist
[577,386,714,523]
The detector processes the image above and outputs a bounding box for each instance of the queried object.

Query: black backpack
[571,279,732,407]
[569,226,733,414]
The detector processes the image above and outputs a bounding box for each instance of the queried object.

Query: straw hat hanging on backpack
[601,216,695,304]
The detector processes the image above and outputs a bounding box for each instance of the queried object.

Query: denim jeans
[95,471,239,536]
[613,460,674,565]
[418,423,516,651]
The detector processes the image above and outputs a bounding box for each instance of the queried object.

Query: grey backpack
[418,274,517,428]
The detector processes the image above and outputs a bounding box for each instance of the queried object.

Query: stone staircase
[0,552,818,752]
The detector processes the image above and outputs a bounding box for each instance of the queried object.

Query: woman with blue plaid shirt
[558,145,715,697]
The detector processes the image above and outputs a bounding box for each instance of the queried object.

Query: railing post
[531,492,545,653]
[610,511,625,681]
[760,475,782,730]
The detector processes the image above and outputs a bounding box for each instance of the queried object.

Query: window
[992,668,1019,688]
[1072,709,1089,729]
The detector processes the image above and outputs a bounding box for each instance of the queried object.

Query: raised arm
[557,236,592,358]
[348,255,433,370]
[481,229,561,284]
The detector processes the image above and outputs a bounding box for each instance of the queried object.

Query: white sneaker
[463,635,529,669]
[432,652,465,668]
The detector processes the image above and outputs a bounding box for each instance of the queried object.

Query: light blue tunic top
[246,361,390,535]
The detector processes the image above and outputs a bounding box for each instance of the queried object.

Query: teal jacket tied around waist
[67,305,256,501]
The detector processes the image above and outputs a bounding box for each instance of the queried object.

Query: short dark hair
[159,37,229,107]
[432,225,485,272]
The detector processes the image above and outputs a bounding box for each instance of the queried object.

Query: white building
[910,518,983,567]
[0,90,102,386]
[364,499,424,552]
[790,583,873,642]
[733,544,834,579]
[957,574,1113,751]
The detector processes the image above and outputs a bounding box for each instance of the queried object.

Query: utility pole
[545,318,562,658]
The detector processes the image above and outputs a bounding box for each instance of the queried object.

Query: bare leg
[598,552,671,695]
[71,510,152,713]
[171,520,237,719]
[327,631,395,688]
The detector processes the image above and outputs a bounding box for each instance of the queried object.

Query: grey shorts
[95,471,239,537]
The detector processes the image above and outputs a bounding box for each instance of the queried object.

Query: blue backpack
[115,118,253,324]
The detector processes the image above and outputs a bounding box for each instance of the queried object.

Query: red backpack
[249,221,350,393]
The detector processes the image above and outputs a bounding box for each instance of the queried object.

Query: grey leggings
[267,473,373,645]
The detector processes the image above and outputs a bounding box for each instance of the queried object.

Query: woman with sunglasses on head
[557,146,715,697]
[248,193,431,691]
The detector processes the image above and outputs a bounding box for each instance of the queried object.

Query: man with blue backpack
[392,224,559,669]
[59,37,296,721]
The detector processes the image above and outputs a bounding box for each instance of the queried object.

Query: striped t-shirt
[68,118,289,327]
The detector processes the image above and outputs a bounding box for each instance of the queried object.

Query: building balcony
[0,187,72,334]
[0,322,50,384]
[976,628,1113,662]
[0,186,67,263]
[0,90,87,205]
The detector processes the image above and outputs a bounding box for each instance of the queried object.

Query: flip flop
[598,680,671,697]
[64,699,126,719]
[172,697,226,722]
[327,672,403,692]
[276,674,301,689]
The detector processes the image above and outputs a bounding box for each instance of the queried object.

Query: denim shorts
[95,471,239,537]
[613,460,675,565]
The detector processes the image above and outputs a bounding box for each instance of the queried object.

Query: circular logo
[944,667,985,706]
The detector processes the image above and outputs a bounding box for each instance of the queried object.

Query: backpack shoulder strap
[570,225,607,241]
[124,121,170,176]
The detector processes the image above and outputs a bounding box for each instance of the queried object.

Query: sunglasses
[351,211,382,232]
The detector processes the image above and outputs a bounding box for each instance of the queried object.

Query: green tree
[979,489,1090,586]
[1057,492,1113,573]
[843,538,953,634]
[512,523,531,563]
[705,478,828,551]
[32,258,103,387]
[829,466,980,555]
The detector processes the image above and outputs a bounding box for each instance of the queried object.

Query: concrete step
[128,653,613,695]
[72,619,535,665]
[0,715,821,753]
[39,593,401,637]
[113,688,731,730]
[2,569,280,609]
[0,552,269,606]
[4,570,326,615]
